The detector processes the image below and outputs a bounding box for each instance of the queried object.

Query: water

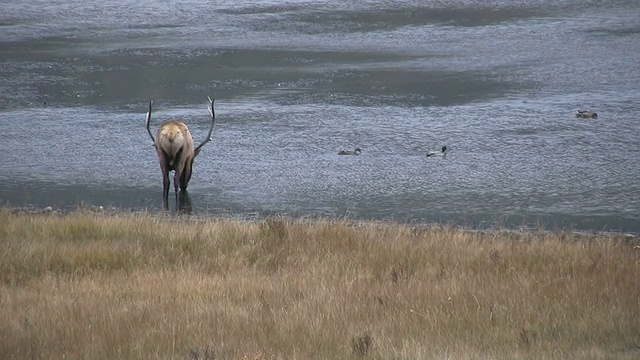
[1,0,639,232]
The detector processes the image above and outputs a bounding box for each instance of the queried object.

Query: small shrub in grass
[351,332,374,357]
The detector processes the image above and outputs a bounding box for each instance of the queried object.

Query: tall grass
[1,210,638,359]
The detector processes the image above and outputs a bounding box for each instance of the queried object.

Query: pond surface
[1,0,639,232]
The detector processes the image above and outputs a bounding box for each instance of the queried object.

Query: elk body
[146,97,215,210]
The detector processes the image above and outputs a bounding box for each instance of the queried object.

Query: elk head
[146,97,215,210]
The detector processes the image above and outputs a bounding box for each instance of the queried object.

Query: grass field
[1,210,638,359]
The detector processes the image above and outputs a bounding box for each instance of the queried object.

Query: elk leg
[179,159,193,192]
[173,169,181,212]
[160,163,170,211]
[162,172,170,211]
[158,154,171,211]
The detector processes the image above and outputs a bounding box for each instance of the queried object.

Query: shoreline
[6,204,638,240]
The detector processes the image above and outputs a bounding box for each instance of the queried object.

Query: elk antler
[145,99,156,143]
[194,96,216,152]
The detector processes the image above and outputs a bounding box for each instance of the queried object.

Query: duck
[338,148,362,155]
[427,146,447,157]
[576,110,597,119]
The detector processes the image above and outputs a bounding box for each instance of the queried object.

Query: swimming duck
[576,110,597,119]
[427,146,447,157]
[338,148,362,155]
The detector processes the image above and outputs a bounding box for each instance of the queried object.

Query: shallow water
[1,0,639,232]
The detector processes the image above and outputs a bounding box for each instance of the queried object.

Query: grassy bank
[0,210,638,359]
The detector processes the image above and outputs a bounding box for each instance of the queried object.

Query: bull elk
[146,97,216,210]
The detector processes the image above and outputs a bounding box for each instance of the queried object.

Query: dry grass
[1,210,639,359]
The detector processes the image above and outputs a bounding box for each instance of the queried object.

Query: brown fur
[146,97,215,211]
[155,120,198,207]
[156,120,194,169]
